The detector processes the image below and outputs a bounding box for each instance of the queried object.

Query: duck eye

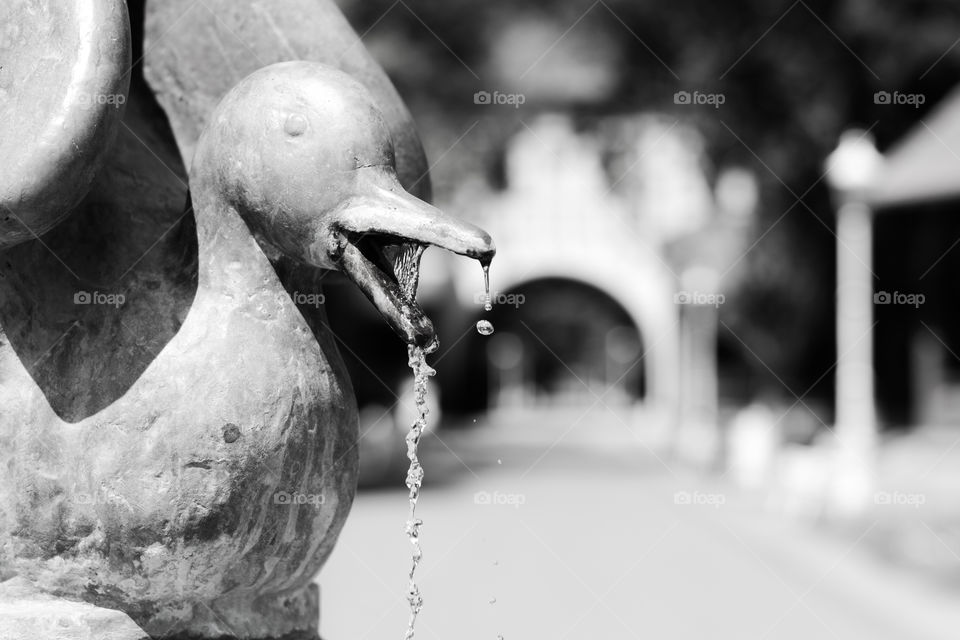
[284,113,309,137]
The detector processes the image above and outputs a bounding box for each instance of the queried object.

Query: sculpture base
[0,577,322,640]
[166,633,320,640]
[142,583,320,639]
[0,577,149,640]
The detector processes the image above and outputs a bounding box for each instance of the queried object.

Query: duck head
[192,61,494,351]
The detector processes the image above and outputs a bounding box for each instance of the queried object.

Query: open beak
[331,167,496,351]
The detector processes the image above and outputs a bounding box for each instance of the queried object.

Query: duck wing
[0,0,131,248]
[142,0,430,199]
[0,2,196,423]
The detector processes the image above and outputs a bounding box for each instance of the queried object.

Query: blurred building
[425,113,754,452]
[868,88,960,430]
[813,89,960,514]
[831,87,960,435]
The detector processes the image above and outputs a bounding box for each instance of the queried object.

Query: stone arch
[437,243,680,418]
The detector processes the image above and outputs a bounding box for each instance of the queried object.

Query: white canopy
[869,86,960,208]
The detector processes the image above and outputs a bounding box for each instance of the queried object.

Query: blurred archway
[439,277,654,417]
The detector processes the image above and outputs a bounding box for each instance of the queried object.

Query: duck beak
[330,167,496,351]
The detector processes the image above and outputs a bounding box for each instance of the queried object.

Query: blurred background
[316,1,960,638]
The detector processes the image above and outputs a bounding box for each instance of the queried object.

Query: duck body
[0,71,357,639]
[0,253,357,633]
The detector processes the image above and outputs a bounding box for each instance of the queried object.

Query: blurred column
[488,332,525,409]
[605,326,642,405]
[825,130,883,515]
[834,202,876,437]
[676,266,721,465]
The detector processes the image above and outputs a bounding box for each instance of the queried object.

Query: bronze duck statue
[0,1,494,638]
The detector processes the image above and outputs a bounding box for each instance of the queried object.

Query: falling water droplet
[476,319,495,336]
[483,263,493,311]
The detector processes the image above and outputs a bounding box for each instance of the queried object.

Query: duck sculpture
[0,1,494,638]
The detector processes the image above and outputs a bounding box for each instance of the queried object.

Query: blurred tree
[340,0,960,413]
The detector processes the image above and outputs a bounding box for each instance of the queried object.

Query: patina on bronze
[0,2,494,639]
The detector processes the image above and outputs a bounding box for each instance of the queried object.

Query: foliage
[343,0,960,404]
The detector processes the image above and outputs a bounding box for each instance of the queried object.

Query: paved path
[318,406,960,639]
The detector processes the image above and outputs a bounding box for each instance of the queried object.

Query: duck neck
[190,184,275,292]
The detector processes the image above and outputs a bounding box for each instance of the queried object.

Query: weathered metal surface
[0,577,150,640]
[0,3,494,639]
[143,0,432,201]
[0,0,130,248]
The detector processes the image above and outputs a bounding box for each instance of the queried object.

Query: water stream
[394,245,493,639]
[395,243,430,640]
[402,344,433,640]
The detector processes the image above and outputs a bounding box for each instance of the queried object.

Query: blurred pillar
[834,201,877,444]
[676,266,721,465]
[825,130,883,515]
[605,325,642,405]
[910,330,941,425]
[488,332,525,409]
